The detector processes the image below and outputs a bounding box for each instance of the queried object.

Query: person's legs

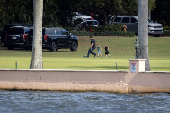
[87,49,91,57]
[105,54,107,58]
[97,51,100,57]
[91,49,96,57]
[87,48,96,57]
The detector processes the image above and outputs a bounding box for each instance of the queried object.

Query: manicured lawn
[0,36,169,71]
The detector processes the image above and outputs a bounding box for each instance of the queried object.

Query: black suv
[6,26,32,50]
[27,28,47,49]
[1,24,32,47]
[45,28,78,52]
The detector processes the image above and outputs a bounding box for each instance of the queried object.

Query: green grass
[0,36,170,71]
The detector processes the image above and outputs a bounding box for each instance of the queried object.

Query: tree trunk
[148,9,151,20]
[30,0,43,69]
[138,0,151,71]
[104,13,107,25]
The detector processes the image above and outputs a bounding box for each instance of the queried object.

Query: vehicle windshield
[86,21,98,25]
[62,30,69,35]
[8,28,24,35]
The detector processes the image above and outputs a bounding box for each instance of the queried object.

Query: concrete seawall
[0,69,170,93]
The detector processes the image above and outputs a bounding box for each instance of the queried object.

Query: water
[0,91,170,113]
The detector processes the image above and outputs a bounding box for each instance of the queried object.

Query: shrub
[163,26,170,30]
[162,30,170,36]
[84,24,123,32]
[70,24,135,37]
[70,31,135,37]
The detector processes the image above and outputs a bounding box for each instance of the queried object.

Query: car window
[92,21,98,25]
[114,17,121,22]
[62,30,69,35]
[131,17,138,23]
[121,17,130,23]
[24,29,30,34]
[85,21,98,25]
[54,29,61,35]
[46,29,55,35]
[8,28,24,35]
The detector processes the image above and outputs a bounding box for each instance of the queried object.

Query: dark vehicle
[27,28,47,49]
[1,24,32,46]
[6,26,32,50]
[45,27,78,52]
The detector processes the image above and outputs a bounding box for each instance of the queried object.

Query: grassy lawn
[0,36,169,71]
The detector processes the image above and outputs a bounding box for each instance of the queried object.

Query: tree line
[0,0,169,31]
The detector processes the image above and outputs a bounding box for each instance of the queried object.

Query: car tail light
[43,35,47,40]
[21,34,26,39]
[5,34,7,39]
[27,35,29,40]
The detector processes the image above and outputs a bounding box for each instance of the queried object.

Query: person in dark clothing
[105,44,110,58]
[87,36,96,57]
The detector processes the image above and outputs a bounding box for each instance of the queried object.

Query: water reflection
[0,91,170,113]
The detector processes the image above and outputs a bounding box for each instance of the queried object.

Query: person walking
[97,43,103,58]
[87,36,96,57]
[105,44,110,58]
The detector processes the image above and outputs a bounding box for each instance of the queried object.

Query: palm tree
[138,0,151,71]
[30,0,43,69]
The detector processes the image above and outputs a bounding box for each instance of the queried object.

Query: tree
[152,0,170,26]
[75,0,124,25]
[0,0,33,28]
[138,0,151,71]
[74,0,156,25]
[148,0,156,20]
[43,0,60,27]
[30,0,43,69]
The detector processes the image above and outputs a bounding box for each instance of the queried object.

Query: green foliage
[70,31,92,36]
[78,24,123,32]
[70,24,135,37]
[152,0,170,26]
[163,26,170,30]
[148,0,156,10]
[99,24,123,31]
[0,0,165,30]
[162,30,170,36]
[70,31,135,37]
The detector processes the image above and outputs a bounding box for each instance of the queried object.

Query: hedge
[70,31,135,37]
[162,30,170,36]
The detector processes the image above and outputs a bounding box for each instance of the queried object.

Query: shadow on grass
[0,45,72,53]
[42,50,71,52]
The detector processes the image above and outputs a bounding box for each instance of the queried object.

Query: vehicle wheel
[50,42,57,52]
[8,46,14,50]
[4,42,7,47]
[70,41,77,51]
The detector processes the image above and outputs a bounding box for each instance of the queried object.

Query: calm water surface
[0,91,170,113]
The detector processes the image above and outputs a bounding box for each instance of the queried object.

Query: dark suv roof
[3,24,32,32]
[8,26,33,35]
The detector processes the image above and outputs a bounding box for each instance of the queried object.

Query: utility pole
[30,0,43,69]
[138,0,151,71]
